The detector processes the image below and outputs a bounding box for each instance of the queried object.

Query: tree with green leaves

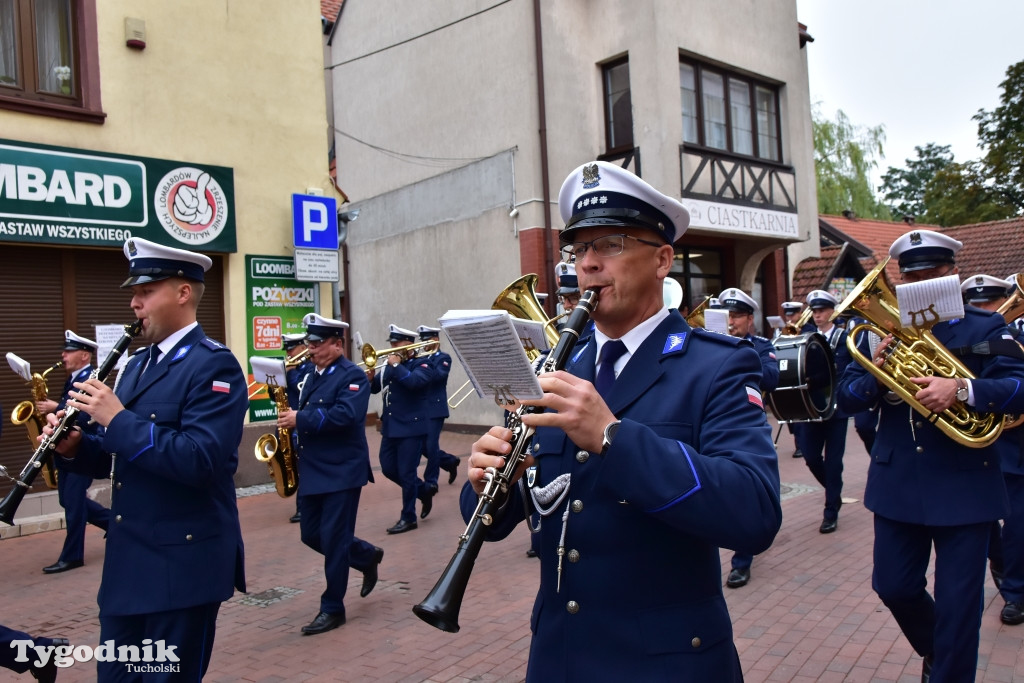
[920,160,1016,226]
[879,143,954,220]
[975,60,1024,213]
[812,106,891,219]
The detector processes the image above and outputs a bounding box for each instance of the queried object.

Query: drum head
[767,333,836,422]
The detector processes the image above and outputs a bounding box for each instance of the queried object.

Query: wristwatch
[600,420,621,456]
[955,378,969,402]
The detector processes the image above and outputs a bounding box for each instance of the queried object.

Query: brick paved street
[2,421,1023,682]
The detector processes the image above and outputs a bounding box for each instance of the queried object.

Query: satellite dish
[663,278,683,309]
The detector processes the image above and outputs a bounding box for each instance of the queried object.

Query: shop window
[679,58,781,162]
[603,58,633,154]
[0,0,104,122]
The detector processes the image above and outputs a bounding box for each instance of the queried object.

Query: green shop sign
[0,138,236,251]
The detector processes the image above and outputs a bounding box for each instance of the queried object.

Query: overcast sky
[795,0,1023,181]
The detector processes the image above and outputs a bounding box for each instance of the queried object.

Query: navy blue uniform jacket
[294,355,372,495]
[370,357,433,438]
[460,311,782,681]
[838,308,1024,525]
[63,325,248,616]
[422,350,451,420]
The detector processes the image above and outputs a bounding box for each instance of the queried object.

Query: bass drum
[767,332,836,422]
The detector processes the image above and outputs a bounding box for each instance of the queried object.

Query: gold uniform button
[567,549,580,563]
[691,637,702,648]
[916,446,924,453]
[115,515,122,523]
[571,500,583,513]
[575,450,589,463]
[566,601,579,614]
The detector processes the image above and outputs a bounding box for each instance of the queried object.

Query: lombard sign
[0,139,236,251]
[681,198,800,240]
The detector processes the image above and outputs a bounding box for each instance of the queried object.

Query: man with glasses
[277,313,382,635]
[838,230,1024,682]
[463,161,781,681]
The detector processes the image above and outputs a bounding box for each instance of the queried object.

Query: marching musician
[417,325,460,490]
[34,331,111,575]
[555,261,581,322]
[837,231,1024,681]
[960,274,1024,626]
[773,300,804,341]
[714,287,779,589]
[282,332,311,524]
[796,290,852,534]
[276,313,382,635]
[463,161,781,681]
[45,238,248,681]
[369,324,435,532]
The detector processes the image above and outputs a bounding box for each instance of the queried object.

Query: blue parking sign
[292,194,339,249]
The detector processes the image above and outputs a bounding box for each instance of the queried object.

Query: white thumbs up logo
[155,167,229,245]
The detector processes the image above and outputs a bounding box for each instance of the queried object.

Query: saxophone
[10,361,64,489]
[253,379,299,498]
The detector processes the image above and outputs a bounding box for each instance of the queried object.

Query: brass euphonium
[10,360,64,489]
[830,257,1004,448]
[998,273,1024,325]
[253,373,299,498]
[685,296,712,328]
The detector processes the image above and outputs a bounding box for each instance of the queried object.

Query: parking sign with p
[292,194,339,250]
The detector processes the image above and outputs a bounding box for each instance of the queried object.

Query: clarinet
[412,288,599,633]
[0,320,143,525]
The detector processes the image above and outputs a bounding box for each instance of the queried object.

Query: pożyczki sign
[0,138,236,252]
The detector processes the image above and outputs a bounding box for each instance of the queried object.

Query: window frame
[679,57,781,163]
[0,0,104,123]
[602,56,634,155]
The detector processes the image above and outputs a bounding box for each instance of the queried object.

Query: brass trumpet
[831,258,1004,448]
[357,341,437,370]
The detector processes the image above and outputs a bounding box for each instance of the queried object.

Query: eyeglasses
[560,234,663,261]
[306,338,334,349]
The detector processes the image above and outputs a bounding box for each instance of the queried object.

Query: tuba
[9,360,63,489]
[491,273,562,353]
[251,358,299,498]
[830,257,1004,448]
[998,273,1024,325]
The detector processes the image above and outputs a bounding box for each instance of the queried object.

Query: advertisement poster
[245,255,316,422]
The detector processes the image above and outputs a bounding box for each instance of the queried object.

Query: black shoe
[289,511,301,523]
[386,519,418,534]
[819,518,838,534]
[301,611,345,635]
[360,547,384,598]
[991,562,1005,590]
[793,449,803,458]
[42,560,83,574]
[921,654,933,683]
[443,456,461,484]
[1001,601,1024,625]
[29,638,66,683]
[419,485,438,519]
[525,547,538,558]
[726,568,750,588]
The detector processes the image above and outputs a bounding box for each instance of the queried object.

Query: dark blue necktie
[142,345,160,377]
[594,340,627,400]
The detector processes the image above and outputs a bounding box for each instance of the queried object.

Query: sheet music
[895,274,964,328]
[6,352,31,381]
[250,356,287,387]
[439,310,542,404]
[703,308,730,335]
[95,324,132,371]
[767,315,784,329]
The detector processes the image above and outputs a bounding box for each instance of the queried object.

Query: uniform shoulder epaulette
[200,337,229,351]
[693,328,744,346]
[752,334,771,344]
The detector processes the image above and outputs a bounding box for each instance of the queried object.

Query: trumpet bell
[492,274,560,350]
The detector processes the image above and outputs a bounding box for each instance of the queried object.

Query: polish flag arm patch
[212,381,231,394]
[745,386,763,409]
[348,384,360,391]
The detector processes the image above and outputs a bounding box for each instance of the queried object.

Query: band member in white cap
[370,324,436,532]
[464,160,781,681]
[277,313,382,635]
[282,332,312,524]
[35,330,111,575]
[45,237,248,681]
[838,230,1024,681]
[960,273,1024,626]
[416,325,460,489]
[797,290,851,534]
